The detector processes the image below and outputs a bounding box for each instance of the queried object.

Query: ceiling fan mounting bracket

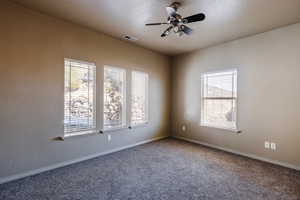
[170,2,181,9]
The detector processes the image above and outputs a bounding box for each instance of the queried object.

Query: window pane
[131,71,148,125]
[104,66,126,129]
[64,59,96,134]
[202,99,236,129]
[201,69,237,130]
[203,71,237,98]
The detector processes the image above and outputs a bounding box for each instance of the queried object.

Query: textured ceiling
[11,0,300,55]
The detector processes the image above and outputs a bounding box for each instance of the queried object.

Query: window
[64,59,96,135]
[104,66,126,129]
[131,71,149,125]
[201,69,237,130]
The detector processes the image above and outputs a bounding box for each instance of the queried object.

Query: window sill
[130,122,149,129]
[103,126,128,133]
[54,123,150,141]
[55,130,101,141]
[200,124,242,134]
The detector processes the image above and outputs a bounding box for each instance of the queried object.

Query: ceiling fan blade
[161,26,173,37]
[145,23,168,26]
[166,6,177,17]
[181,25,193,35]
[183,13,206,23]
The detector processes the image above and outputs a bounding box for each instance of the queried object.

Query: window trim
[63,58,97,137]
[130,70,149,126]
[103,65,127,131]
[200,68,238,131]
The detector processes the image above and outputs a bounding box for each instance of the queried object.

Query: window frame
[103,65,127,131]
[63,60,151,138]
[130,70,149,127]
[200,68,238,131]
[63,58,97,137]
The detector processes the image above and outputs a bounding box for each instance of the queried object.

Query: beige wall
[0,1,171,179]
[172,23,300,167]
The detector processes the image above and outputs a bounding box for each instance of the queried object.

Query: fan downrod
[169,2,181,10]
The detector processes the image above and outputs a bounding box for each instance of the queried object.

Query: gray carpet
[0,138,299,200]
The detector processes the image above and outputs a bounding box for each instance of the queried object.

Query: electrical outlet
[264,141,270,149]
[271,143,276,150]
[108,134,111,142]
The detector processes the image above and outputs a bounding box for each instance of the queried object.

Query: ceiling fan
[145,2,206,37]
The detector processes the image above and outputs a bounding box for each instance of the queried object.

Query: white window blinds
[64,59,96,135]
[201,69,237,130]
[103,66,126,129]
[131,71,149,125]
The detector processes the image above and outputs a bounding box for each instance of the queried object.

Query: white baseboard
[0,135,169,185]
[173,135,300,171]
